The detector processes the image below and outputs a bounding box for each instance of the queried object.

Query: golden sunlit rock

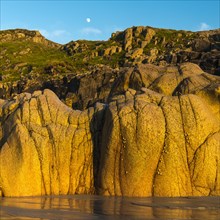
[0,63,219,197]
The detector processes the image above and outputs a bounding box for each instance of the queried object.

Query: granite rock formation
[0,63,219,197]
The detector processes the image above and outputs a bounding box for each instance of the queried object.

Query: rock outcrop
[0,29,59,47]
[3,62,218,113]
[111,27,220,75]
[1,27,219,90]
[0,63,219,197]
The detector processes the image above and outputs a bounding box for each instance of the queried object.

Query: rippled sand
[0,195,219,219]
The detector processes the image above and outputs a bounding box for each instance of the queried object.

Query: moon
[86,18,91,23]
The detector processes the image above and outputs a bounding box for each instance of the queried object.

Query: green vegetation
[0,37,126,82]
[0,27,209,83]
[0,40,76,82]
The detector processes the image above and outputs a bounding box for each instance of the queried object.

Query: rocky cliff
[0,63,219,197]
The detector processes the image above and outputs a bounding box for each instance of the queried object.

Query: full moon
[86,18,91,23]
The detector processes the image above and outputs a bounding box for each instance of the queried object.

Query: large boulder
[110,62,219,96]
[192,39,211,52]
[97,89,220,196]
[0,90,105,196]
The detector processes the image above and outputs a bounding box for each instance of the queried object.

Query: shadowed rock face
[0,63,219,197]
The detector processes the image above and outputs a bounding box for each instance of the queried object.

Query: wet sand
[0,195,219,219]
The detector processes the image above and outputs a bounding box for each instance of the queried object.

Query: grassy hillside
[0,27,219,84]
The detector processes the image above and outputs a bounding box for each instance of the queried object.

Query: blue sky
[1,0,219,44]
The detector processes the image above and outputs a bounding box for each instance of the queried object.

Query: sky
[1,0,219,44]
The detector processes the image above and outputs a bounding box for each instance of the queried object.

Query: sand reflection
[0,195,219,219]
